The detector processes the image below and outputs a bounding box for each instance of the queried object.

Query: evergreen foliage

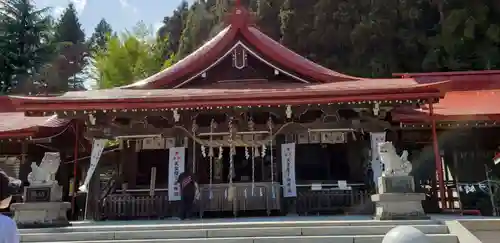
[3,0,500,93]
[88,18,114,53]
[92,22,173,89]
[51,3,87,91]
[0,0,54,94]
[158,0,500,77]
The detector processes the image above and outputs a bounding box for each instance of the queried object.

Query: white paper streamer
[79,139,107,192]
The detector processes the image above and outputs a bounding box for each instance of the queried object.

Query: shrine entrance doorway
[295,143,350,183]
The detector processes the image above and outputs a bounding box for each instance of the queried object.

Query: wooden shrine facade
[393,70,500,215]
[8,4,453,219]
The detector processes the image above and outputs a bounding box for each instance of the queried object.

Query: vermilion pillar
[71,121,79,218]
[429,100,446,209]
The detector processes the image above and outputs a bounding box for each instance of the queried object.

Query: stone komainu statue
[378,142,412,177]
[27,152,61,186]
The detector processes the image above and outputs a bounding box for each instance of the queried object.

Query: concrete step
[20,219,443,234]
[20,225,449,242]
[21,234,458,243]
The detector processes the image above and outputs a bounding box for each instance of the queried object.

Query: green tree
[256,0,283,41]
[89,18,114,53]
[93,23,174,89]
[279,0,316,58]
[177,1,217,57]
[52,3,87,91]
[0,0,55,94]
[423,0,500,71]
[157,1,189,56]
[120,0,500,79]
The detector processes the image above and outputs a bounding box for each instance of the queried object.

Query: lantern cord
[252,136,255,196]
[192,120,198,174]
[268,117,275,199]
[209,119,214,199]
[228,117,234,186]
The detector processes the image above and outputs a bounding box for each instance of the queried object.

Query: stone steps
[19,219,442,233]
[19,219,459,243]
[22,235,458,243]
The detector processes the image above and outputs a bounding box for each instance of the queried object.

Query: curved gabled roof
[10,78,448,112]
[124,5,359,89]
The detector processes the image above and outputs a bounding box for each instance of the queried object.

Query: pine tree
[53,3,87,91]
[89,18,113,53]
[0,0,55,94]
[54,3,85,44]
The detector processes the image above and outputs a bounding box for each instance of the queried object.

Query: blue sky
[35,0,194,37]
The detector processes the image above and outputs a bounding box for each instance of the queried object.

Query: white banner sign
[168,147,185,201]
[281,143,297,197]
[79,139,107,192]
[370,132,386,185]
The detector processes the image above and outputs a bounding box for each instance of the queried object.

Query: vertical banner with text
[168,147,185,201]
[281,143,297,197]
[79,139,107,192]
[369,132,386,185]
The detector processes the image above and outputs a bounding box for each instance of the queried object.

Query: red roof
[392,70,500,122]
[0,96,69,138]
[10,79,448,111]
[393,70,500,90]
[7,5,451,112]
[123,5,360,89]
[393,89,500,122]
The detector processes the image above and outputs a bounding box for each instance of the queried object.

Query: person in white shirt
[0,169,21,243]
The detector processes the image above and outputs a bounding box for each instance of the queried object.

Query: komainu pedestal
[10,152,71,228]
[371,176,428,220]
[371,142,428,220]
[11,201,71,228]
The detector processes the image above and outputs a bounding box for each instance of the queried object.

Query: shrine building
[6,4,500,219]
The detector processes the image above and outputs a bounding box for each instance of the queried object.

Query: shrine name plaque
[378,176,415,194]
[25,187,51,202]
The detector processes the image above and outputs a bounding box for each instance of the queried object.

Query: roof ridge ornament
[227,0,253,28]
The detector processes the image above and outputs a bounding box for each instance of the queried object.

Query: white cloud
[118,0,138,14]
[52,6,65,18]
[70,0,87,14]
